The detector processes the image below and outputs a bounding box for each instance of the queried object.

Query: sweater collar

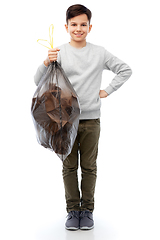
[67,42,89,52]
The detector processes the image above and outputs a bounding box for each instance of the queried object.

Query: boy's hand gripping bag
[31,61,80,161]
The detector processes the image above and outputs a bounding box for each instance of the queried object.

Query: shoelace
[68,211,79,219]
[79,210,91,218]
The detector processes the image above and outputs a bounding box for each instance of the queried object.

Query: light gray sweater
[34,42,132,119]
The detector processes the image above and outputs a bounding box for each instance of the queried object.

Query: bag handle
[37,24,54,49]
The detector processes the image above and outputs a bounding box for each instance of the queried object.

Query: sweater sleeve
[34,49,61,86]
[34,63,48,86]
[104,50,132,95]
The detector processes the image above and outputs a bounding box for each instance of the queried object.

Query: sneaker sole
[80,225,94,230]
[65,226,79,231]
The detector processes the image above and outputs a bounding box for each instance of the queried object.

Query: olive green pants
[62,119,100,213]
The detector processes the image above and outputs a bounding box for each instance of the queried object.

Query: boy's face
[65,14,92,44]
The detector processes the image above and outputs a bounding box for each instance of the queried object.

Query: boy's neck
[69,39,87,49]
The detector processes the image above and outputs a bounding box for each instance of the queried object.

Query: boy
[34,4,132,230]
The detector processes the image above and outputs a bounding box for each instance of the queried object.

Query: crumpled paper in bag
[31,61,80,161]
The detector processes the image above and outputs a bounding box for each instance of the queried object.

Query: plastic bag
[31,61,80,161]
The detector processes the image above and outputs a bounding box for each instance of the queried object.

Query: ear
[65,24,69,33]
[89,24,92,33]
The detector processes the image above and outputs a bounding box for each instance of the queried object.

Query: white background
[0,0,160,239]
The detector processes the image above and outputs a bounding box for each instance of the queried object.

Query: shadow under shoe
[65,211,80,230]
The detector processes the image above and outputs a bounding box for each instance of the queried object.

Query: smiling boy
[34,4,132,230]
[65,13,92,48]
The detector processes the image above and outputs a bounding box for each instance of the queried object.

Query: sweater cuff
[105,85,115,95]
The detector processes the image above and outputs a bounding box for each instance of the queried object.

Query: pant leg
[79,119,100,212]
[62,133,80,213]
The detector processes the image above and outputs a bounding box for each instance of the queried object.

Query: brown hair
[66,4,92,24]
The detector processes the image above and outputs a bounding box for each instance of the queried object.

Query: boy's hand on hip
[99,90,108,98]
[44,48,60,66]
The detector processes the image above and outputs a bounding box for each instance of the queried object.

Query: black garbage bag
[31,61,80,161]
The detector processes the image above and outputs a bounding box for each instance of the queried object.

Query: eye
[71,24,76,26]
[82,24,87,26]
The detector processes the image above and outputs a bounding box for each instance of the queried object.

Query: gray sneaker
[65,211,80,230]
[79,210,94,230]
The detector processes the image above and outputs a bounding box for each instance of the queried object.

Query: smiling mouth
[74,33,83,36]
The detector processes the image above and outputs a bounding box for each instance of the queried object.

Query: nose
[76,25,81,31]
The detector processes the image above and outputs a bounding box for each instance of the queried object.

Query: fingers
[99,90,108,98]
[48,48,60,62]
